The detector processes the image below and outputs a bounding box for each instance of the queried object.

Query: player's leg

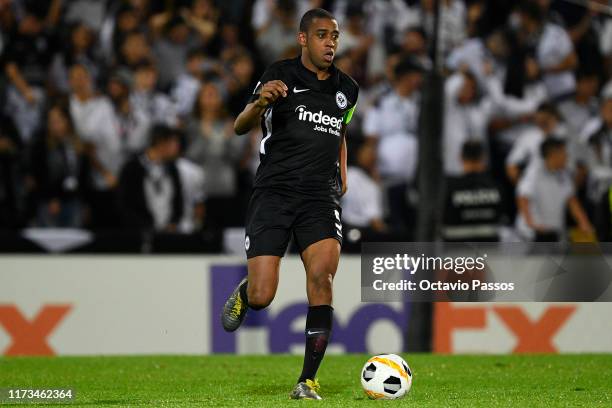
[298,238,340,380]
[290,201,342,399]
[221,255,281,332]
[245,255,281,309]
[222,189,295,332]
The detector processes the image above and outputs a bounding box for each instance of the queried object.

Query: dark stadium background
[0,0,611,252]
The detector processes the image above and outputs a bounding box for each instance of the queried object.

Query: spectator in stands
[442,141,502,242]
[68,64,122,228]
[50,23,101,95]
[115,30,152,76]
[117,125,183,232]
[176,155,206,234]
[130,62,178,127]
[516,138,592,242]
[62,0,107,31]
[255,0,299,63]
[487,47,547,167]
[226,52,257,118]
[334,3,374,85]
[341,140,386,233]
[151,15,203,89]
[443,70,491,176]
[558,69,600,138]
[2,5,58,143]
[601,16,612,74]
[399,27,432,71]
[171,49,206,118]
[69,64,123,191]
[506,102,564,185]
[446,29,509,86]
[30,104,89,228]
[420,0,466,58]
[185,82,246,227]
[362,57,423,232]
[99,4,146,65]
[580,86,612,207]
[184,0,221,54]
[107,70,152,156]
[515,1,577,100]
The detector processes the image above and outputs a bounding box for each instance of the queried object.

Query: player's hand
[256,80,288,108]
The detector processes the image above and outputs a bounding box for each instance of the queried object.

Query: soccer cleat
[290,379,322,400]
[221,277,248,332]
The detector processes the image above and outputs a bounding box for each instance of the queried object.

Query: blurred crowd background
[1,0,612,248]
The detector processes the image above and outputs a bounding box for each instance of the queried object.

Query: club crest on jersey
[336,91,348,109]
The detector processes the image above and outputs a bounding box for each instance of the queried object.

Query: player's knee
[310,270,334,293]
[247,286,275,310]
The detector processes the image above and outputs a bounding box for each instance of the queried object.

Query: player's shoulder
[263,58,298,75]
[337,69,359,105]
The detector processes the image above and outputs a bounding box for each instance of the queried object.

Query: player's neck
[300,53,331,81]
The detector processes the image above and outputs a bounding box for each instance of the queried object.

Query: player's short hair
[299,8,336,33]
[540,137,565,159]
[461,140,485,162]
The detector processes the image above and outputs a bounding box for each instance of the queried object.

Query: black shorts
[244,189,342,258]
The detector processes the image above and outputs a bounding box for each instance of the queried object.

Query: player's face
[303,18,339,69]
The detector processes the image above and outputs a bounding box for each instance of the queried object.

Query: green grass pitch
[1,354,611,407]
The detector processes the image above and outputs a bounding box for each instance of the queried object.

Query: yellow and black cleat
[290,379,322,400]
[221,277,248,332]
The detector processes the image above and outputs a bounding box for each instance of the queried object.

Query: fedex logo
[210,266,409,353]
[0,304,71,356]
[433,303,576,353]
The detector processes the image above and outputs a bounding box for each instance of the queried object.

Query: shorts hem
[298,234,343,254]
[246,250,286,259]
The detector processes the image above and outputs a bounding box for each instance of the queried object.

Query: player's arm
[338,102,357,196]
[339,125,348,196]
[234,80,288,135]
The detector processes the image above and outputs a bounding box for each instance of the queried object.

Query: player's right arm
[234,80,288,135]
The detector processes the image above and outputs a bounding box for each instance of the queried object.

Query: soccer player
[220,8,358,400]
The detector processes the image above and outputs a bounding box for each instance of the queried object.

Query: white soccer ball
[360,354,412,400]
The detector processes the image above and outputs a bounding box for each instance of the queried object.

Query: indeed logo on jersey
[295,105,342,136]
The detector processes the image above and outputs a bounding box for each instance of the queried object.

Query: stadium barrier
[0,256,610,356]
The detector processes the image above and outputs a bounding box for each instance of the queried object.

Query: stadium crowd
[1,0,612,244]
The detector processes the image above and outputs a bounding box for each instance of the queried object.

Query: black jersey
[249,57,359,200]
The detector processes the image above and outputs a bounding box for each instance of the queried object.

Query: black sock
[298,305,333,383]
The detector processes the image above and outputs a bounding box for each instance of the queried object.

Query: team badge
[245,235,250,250]
[336,91,348,109]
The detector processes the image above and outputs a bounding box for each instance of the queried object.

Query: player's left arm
[338,102,357,196]
[339,124,348,197]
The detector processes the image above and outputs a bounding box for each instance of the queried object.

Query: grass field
[1,354,611,407]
